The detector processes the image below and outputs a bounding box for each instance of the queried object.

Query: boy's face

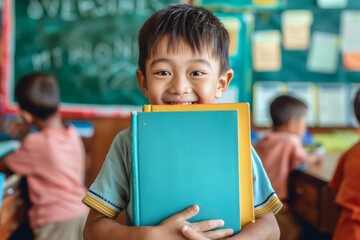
[289,113,307,138]
[136,37,233,105]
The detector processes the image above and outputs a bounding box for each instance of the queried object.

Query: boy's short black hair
[270,95,307,129]
[354,89,360,123]
[15,72,60,120]
[138,4,230,77]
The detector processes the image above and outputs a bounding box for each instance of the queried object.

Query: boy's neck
[273,126,292,134]
[33,113,65,130]
[272,126,300,139]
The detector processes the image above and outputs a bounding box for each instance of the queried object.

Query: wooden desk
[289,153,341,233]
[0,175,28,240]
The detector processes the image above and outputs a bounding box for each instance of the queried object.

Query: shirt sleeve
[82,129,131,219]
[251,146,283,218]
[330,145,360,221]
[4,137,36,175]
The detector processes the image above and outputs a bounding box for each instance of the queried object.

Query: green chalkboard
[3,0,180,117]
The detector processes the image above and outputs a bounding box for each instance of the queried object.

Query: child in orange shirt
[255,95,322,240]
[329,89,360,240]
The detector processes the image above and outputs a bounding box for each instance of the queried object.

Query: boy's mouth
[167,102,199,105]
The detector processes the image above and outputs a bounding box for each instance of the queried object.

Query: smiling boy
[83,4,282,240]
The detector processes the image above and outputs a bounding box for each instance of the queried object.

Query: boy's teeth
[170,102,192,105]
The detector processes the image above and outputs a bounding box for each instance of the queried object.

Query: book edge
[131,112,141,226]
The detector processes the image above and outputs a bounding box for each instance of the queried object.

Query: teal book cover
[131,110,241,233]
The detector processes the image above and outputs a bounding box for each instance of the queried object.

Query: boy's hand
[181,225,232,240]
[4,118,30,139]
[155,205,234,240]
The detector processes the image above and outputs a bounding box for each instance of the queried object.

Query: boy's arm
[4,117,31,140]
[0,158,13,176]
[227,213,279,240]
[84,205,234,240]
[83,209,151,240]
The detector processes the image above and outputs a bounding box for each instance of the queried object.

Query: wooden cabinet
[289,168,340,233]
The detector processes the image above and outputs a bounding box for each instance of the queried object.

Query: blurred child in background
[329,89,360,240]
[0,72,88,240]
[255,94,322,240]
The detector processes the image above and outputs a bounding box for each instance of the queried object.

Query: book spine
[131,112,141,226]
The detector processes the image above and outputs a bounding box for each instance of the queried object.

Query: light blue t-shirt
[84,128,282,224]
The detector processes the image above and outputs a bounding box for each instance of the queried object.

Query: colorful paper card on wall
[307,32,339,74]
[220,17,242,56]
[317,0,347,9]
[282,10,313,50]
[252,81,286,126]
[341,11,360,70]
[252,30,282,72]
[341,11,360,52]
[286,82,317,126]
[317,83,348,127]
[343,53,360,71]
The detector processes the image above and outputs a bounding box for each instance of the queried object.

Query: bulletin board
[198,0,360,127]
[251,0,360,127]
[1,0,180,118]
[253,0,360,85]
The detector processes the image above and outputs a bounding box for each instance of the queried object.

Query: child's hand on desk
[4,117,31,139]
[155,205,234,240]
[308,150,324,165]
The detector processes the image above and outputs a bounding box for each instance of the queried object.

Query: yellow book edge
[143,103,255,228]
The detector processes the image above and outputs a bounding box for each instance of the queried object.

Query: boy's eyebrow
[188,59,212,67]
[150,58,212,68]
[150,58,169,68]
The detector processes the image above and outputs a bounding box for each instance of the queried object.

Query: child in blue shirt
[82,4,282,239]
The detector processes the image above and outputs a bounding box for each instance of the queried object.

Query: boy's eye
[156,71,171,76]
[190,71,204,77]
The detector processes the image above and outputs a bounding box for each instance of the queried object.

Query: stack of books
[131,103,254,233]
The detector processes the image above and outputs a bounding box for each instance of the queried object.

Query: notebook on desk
[131,103,254,233]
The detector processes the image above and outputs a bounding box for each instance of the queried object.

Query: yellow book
[143,103,255,228]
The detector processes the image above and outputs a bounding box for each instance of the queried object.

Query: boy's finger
[203,228,234,239]
[190,219,224,232]
[181,225,208,240]
[175,205,200,221]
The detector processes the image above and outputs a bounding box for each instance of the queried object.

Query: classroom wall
[77,117,131,186]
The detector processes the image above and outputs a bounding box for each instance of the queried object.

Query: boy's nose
[168,75,191,95]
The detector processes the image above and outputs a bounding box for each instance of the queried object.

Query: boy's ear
[215,69,234,99]
[20,110,33,124]
[136,68,149,98]
[287,117,298,132]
